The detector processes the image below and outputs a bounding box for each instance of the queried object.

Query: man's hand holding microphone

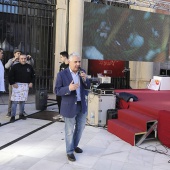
[79,68,87,82]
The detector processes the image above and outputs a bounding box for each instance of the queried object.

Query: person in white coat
[0,48,5,126]
[0,48,5,92]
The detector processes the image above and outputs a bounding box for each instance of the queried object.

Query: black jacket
[59,63,69,71]
[8,63,35,85]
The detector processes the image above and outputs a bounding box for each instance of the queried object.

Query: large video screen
[82,2,170,62]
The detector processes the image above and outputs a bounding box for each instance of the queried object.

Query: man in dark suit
[55,52,90,162]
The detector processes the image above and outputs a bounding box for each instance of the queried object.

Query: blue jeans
[64,103,87,154]
[11,101,25,117]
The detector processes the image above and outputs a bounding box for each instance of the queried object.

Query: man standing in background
[5,49,34,117]
[54,51,69,120]
[57,51,69,113]
[8,54,35,123]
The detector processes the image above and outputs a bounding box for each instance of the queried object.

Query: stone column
[68,0,89,71]
[54,0,68,88]
[130,62,154,89]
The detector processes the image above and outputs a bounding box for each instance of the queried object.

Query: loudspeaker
[160,69,170,76]
[35,89,47,110]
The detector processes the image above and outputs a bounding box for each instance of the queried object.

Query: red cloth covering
[158,110,170,148]
[118,99,129,109]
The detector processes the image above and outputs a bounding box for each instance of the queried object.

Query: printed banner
[11,83,29,101]
[148,79,160,91]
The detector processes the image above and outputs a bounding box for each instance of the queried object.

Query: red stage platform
[108,89,170,147]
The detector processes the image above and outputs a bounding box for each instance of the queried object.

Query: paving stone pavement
[0,93,57,124]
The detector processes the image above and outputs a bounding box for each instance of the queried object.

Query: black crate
[106,109,118,125]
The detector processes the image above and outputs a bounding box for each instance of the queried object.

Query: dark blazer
[55,68,90,118]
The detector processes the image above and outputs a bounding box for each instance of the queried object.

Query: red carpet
[108,89,170,146]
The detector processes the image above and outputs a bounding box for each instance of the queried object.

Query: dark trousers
[8,85,12,114]
[56,95,61,114]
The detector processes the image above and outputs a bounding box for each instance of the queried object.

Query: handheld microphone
[78,67,85,82]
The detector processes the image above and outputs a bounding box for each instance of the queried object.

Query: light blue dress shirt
[69,68,81,101]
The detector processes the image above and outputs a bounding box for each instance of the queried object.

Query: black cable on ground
[137,144,170,163]
[86,118,107,129]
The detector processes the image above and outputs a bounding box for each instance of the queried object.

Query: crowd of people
[0,49,90,162]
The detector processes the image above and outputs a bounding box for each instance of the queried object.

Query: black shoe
[10,116,15,123]
[75,147,83,153]
[67,153,76,162]
[19,114,27,120]
[23,111,28,116]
